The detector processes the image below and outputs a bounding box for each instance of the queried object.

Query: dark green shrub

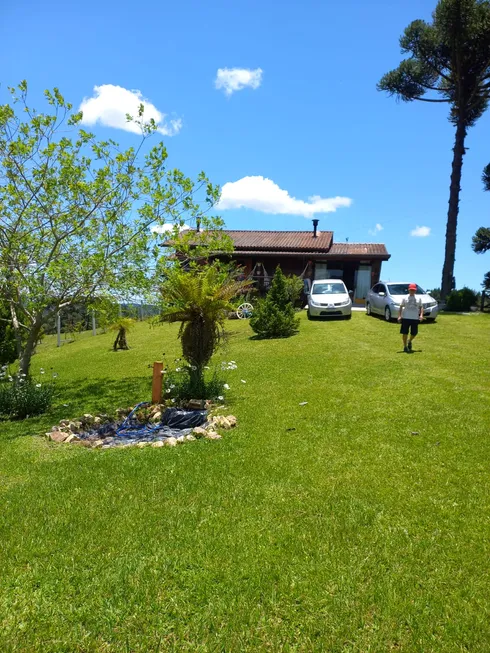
[0,375,55,419]
[445,287,478,312]
[250,267,300,338]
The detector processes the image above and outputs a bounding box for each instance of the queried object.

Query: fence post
[151,362,164,404]
[56,312,61,347]
[92,311,97,336]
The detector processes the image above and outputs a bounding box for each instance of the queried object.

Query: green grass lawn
[1,312,489,652]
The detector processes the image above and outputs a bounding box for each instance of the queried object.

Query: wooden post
[152,361,164,404]
[56,312,61,347]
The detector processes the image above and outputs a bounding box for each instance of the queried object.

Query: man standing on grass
[398,283,424,353]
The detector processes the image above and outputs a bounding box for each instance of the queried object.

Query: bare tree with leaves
[378,0,490,299]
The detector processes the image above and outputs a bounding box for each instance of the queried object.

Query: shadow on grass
[1,376,151,441]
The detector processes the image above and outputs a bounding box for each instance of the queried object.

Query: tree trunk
[113,327,129,350]
[441,119,467,300]
[19,315,43,376]
[8,301,23,360]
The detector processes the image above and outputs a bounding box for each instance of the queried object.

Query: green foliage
[163,365,226,401]
[0,81,225,375]
[481,272,490,291]
[0,375,54,419]
[159,263,251,390]
[445,287,478,311]
[284,275,304,307]
[250,266,300,338]
[472,226,490,253]
[0,302,18,365]
[426,288,441,300]
[377,0,490,127]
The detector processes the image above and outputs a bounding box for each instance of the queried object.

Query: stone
[69,421,82,433]
[64,434,80,443]
[185,434,196,442]
[192,427,208,438]
[82,414,94,425]
[80,440,94,448]
[187,399,205,410]
[205,431,222,440]
[151,440,165,448]
[93,416,102,426]
[150,411,162,423]
[91,439,104,448]
[49,431,69,443]
[59,419,70,427]
[136,442,149,448]
[164,437,178,447]
[176,435,186,443]
[226,415,237,427]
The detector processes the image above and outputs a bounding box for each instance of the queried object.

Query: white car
[307,279,352,319]
[365,282,439,322]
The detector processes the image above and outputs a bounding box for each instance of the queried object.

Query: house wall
[222,254,384,302]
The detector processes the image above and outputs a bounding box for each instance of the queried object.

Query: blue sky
[2,0,490,290]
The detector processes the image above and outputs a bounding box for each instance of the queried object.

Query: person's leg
[400,320,409,351]
[408,321,419,350]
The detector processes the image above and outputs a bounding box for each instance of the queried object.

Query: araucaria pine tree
[250,266,300,338]
[378,0,490,300]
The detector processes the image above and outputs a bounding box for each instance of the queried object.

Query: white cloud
[79,84,182,136]
[151,223,190,234]
[217,176,352,217]
[215,68,263,96]
[368,223,383,235]
[411,225,431,237]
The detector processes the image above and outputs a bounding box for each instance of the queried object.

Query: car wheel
[307,310,313,321]
[426,318,436,322]
[384,306,392,322]
[366,302,372,316]
[345,314,352,320]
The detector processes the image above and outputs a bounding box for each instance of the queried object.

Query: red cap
[408,283,417,290]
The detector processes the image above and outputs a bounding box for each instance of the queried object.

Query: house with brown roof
[217,220,390,304]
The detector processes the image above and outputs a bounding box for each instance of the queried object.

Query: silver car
[366,282,438,322]
[307,279,352,319]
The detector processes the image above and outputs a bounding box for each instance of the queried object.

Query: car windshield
[312,282,346,294]
[387,283,425,295]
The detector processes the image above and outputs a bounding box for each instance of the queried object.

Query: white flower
[241,379,247,384]
[36,383,42,388]
[171,398,175,403]
[8,376,13,382]
[19,378,25,383]
[223,383,230,390]
[20,373,27,377]
[52,373,58,378]
[217,395,224,401]
[166,389,171,394]
[190,365,197,371]
[175,367,181,372]
[170,384,175,389]
[63,403,69,407]
[40,368,45,374]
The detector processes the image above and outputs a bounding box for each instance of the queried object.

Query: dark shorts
[400,318,419,336]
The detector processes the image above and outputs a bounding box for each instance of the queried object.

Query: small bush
[250,267,300,338]
[0,375,55,419]
[163,365,226,401]
[284,275,304,307]
[445,287,478,312]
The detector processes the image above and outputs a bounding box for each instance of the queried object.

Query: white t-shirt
[400,294,422,320]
